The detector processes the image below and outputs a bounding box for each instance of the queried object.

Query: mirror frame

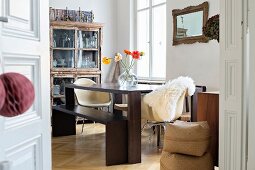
[172,2,209,45]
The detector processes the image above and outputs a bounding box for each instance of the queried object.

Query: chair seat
[179,112,191,121]
[114,103,128,111]
[74,78,111,108]
[114,104,191,122]
[79,101,111,107]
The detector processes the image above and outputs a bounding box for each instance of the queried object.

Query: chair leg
[162,123,166,132]
[153,126,156,134]
[141,121,148,133]
[75,116,78,124]
[157,124,167,147]
[81,118,85,134]
[156,125,161,147]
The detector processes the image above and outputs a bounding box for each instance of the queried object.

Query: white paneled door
[0,0,51,170]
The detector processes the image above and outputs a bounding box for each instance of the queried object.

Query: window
[136,0,166,80]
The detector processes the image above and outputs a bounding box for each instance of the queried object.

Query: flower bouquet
[102,50,144,87]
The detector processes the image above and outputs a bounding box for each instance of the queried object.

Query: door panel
[5,136,42,170]
[0,0,51,170]
[2,53,41,130]
[2,0,40,40]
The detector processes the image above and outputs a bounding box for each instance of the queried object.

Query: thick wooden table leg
[52,109,76,137]
[106,120,127,166]
[127,92,141,164]
[65,87,75,107]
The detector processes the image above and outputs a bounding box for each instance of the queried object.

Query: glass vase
[118,70,138,87]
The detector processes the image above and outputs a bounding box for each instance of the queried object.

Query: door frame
[247,0,255,169]
[219,0,255,169]
[219,0,248,169]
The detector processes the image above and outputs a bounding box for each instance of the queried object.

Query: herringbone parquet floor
[52,123,162,170]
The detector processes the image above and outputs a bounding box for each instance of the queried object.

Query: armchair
[74,78,111,133]
[141,77,196,146]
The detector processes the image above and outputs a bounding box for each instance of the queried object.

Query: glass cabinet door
[52,76,74,106]
[52,29,75,69]
[78,30,98,49]
[52,50,75,68]
[77,50,98,68]
[53,77,74,96]
[53,29,75,48]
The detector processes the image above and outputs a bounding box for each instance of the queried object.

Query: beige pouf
[160,151,214,170]
[163,121,211,157]
[160,121,214,170]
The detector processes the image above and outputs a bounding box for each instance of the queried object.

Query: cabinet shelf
[78,48,99,51]
[52,95,65,98]
[51,47,99,51]
[51,68,76,72]
[52,47,75,50]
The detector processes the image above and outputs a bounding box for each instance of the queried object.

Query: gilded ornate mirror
[172,2,209,45]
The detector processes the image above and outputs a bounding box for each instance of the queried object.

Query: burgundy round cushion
[0,79,6,110]
[0,73,35,117]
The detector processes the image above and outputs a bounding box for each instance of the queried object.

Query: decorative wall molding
[225,60,238,101]
[225,0,237,50]
[220,0,244,168]
[2,0,40,40]
[2,53,41,130]
[5,135,42,170]
[224,111,238,170]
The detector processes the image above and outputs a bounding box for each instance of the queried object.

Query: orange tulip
[124,49,132,55]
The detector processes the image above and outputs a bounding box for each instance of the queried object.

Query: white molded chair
[74,78,111,132]
[114,89,187,147]
[114,76,195,146]
[141,90,187,122]
[141,89,187,147]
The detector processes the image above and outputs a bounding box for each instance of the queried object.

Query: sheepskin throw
[143,77,195,121]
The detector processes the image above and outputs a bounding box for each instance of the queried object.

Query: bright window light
[136,0,166,81]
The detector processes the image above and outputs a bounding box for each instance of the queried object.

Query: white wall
[50,0,220,88]
[117,0,220,90]
[167,0,220,90]
[117,0,135,52]
[50,0,118,82]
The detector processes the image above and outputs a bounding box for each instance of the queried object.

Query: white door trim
[219,0,247,169]
[247,0,255,168]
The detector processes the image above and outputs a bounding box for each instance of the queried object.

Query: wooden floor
[52,123,162,170]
